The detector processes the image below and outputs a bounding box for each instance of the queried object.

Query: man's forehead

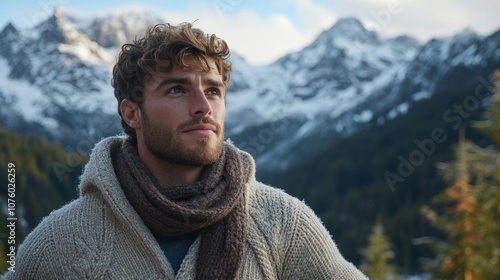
[160,56,218,70]
[145,60,222,87]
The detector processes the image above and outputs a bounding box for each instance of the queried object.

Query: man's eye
[207,89,220,96]
[167,87,183,94]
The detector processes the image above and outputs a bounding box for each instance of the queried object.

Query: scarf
[112,138,248,279]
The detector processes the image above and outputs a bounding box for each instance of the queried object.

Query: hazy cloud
[2,0,498,65]
[160,0,499,64]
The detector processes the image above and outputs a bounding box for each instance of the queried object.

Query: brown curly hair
[112,22,232,139]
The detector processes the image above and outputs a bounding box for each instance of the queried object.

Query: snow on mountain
[401,29,482,97]
[0,7,118,142]
[0,56,53,127]
[72,6,165,50]
[225,17,421,175]
[0,8,498,178]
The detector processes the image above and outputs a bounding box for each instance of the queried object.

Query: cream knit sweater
[2,136,367,279]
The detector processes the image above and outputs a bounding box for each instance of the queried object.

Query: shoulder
[32,193,115,252]
[245,181,322,257]
[249,183,329,257]
[246,181,339,258]
[246,182,368,279]
[246,181,318,230]
[234,142,319,227]
[1,199,79,278]
[4,194,117,279]
[20,197,86,250]
[30,192,110,234]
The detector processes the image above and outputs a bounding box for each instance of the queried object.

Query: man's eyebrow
[205,78,224,87]
[155,77,224,91]
[155,77,192,91]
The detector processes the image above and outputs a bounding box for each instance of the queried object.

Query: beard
[140,111,224,166]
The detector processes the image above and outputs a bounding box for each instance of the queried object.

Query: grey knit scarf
[111,138,247,279]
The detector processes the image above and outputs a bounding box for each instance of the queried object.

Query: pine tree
[421,70,500,279]
[469,70,500,277]
[360,221,398,280]
[422,136,480,279]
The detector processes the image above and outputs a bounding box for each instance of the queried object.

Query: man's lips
[182,124,217,136]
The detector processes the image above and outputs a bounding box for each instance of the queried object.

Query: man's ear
[120,99,141,129]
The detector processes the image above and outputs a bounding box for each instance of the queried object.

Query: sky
[1,0,499,65]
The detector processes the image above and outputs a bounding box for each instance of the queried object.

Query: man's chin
[178,149,221,166]
[185,133,222,148]
[171,138,223,165]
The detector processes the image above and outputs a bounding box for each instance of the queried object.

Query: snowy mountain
[1,8,499,179]
[239,21,499,178]
[224,18,422,176]
[74,6,165,49]
[0,7,118,147]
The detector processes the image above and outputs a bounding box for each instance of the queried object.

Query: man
[3,23,367,279]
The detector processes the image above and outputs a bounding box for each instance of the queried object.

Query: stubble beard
[141,111,224,166]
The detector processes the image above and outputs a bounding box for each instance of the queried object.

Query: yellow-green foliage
[0,128,87,274]
[361,221,398,280]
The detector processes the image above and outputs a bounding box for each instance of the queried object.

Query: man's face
[137,57,226,166]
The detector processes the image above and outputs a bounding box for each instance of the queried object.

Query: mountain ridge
[0,8,498,177]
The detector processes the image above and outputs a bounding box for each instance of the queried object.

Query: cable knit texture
[2,136,368,280]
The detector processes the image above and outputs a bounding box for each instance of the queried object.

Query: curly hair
[111,22,232,139]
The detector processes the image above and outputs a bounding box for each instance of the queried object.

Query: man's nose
[189,89,211,117]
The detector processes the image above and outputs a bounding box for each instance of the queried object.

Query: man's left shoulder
[246,181,319,230]
[247,182,295,209]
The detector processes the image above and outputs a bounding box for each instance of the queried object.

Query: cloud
[7,0,497,65]
[290,0,336,30]
[324,0,500,41]
[161,2,320,65]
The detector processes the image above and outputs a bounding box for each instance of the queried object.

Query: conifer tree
[422,70,500,279]
[360,221,398,280]
[422,137,480,279]
[470,70,500,277]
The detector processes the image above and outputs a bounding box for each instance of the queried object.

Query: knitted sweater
[2,136,367,279]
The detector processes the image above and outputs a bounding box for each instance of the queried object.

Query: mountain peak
[54,6,66,19]
[386,35,420,47]
[334,17,364,28]
[0,22,20,58]
[43,5,69,27]
[34,6,74,43]
[452,27,480,41]
[1,22,18,36]
[322,17,378,43]
[82,8,164,48]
